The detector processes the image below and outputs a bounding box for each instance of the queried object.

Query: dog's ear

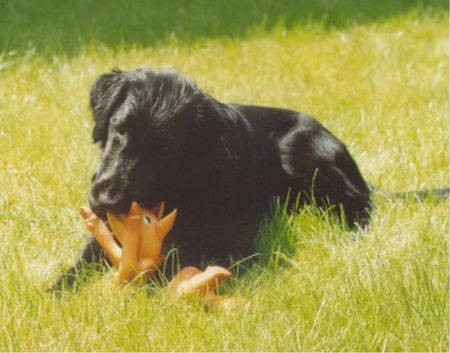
[192,97,222,152]
[90,69,127,147]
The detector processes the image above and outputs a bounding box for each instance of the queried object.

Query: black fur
[51,67,447,291]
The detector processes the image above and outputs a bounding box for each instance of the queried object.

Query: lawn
[0,1,448,351]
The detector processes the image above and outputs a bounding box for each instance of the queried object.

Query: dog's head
[88,68,220,216]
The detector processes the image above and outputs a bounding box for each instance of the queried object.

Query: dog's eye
[160,141,169,152]
[152,136,169,153]
[158,140,170,153]
[117,125,126,136]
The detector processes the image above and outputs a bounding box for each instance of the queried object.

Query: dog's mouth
[96,201,161,237]
[89,196,163,221]
[88,197,130,221]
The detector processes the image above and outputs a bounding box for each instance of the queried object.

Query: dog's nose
[91,175,107,197]
[90,175,115,209]
[89,175,131,215]
[88,194,107,219]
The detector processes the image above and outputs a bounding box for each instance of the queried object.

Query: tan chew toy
[166,265,244,310]
[107,202,175,276]
[167,266,231,298]
[80,202,177,285]
[80,201,242,310]
[79,206,122,269]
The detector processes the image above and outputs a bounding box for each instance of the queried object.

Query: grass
[1,0,447,56]
[0,1,448,351]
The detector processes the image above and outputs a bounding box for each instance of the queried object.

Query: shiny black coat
[52,68,371,290]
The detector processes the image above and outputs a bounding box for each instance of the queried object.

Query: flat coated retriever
[52,67,448,290]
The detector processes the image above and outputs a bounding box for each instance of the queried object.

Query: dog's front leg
[50,237,111,292]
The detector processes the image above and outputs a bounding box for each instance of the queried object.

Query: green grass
[1,0,447,56]
[0,1,448,351]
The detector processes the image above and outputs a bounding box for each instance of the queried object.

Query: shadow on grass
[1,0,447,57]
[251,192,360,277]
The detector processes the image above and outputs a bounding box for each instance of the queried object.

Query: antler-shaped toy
[80,202,177,285]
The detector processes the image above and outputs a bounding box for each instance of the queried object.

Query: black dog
[52,67,447,290]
